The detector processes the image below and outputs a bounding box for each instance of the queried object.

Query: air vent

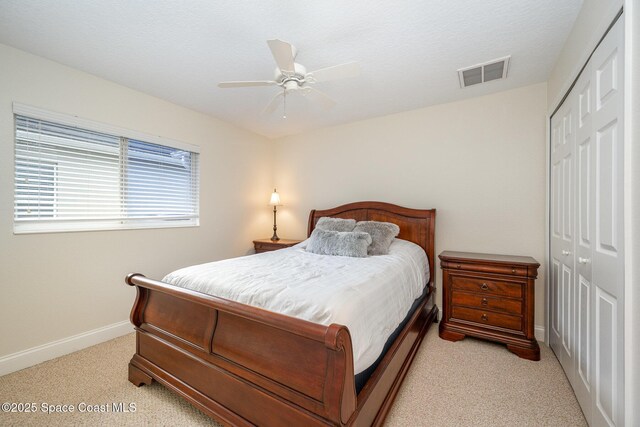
[458,56,510,88]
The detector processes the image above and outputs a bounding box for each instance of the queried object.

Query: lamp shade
[269,189,282,206]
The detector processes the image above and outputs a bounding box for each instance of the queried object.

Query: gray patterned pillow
[353,221,400,255]
[315,217,357,232]
[306,228,372,257]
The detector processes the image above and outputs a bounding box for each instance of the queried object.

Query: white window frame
[13,103,200,234]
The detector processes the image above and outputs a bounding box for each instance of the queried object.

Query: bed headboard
[308,201,436,287]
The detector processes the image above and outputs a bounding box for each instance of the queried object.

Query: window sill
[13,220,200,235]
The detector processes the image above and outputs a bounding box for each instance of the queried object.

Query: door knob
[562,250,571,256]
[578,257,591,264]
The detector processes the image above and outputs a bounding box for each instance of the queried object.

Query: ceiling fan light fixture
[283,80,300,91]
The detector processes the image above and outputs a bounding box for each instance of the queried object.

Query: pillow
[315,217,357,232]
[306,228,372,257]
[353,221,400,255]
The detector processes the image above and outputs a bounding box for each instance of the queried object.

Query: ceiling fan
[218,39,360,118]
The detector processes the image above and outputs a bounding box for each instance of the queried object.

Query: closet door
[550,16,625,427]
[550,91,576,382]
[574,58,593,422]
[590,17,624,427]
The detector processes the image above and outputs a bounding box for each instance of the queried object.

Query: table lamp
[269,189,282,241]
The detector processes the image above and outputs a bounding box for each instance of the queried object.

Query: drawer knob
[456,264,461,269]
[481,298,488,306]
[481,314,488,321]
[481,283,489,290]
[511,268,516,273]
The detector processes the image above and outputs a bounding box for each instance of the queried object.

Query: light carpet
[0,328,586,426]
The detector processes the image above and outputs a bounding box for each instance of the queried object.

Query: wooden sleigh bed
[126,201,438,426]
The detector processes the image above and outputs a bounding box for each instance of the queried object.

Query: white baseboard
[535,325,546,343]
[0,320,133,376]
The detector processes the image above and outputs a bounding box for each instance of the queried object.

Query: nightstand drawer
[253,239,302,253]
[451,276,522,298]
[452,306,522,331]
[254,242,282,253]
[451,291,522,315]
[443,261,530,277]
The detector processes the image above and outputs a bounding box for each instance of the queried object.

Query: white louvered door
[550,17,624,427]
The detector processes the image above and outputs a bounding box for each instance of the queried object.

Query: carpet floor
[0,328,586,426]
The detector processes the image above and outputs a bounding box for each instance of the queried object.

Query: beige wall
[0,44,272,357]
[547,0,623,111]
[273,83,548,331]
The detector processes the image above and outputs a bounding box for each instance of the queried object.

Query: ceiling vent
[458,56,510,88]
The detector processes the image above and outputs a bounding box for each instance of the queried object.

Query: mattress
[163,238,429,374]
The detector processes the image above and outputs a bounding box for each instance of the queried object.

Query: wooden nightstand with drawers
[253,238,302,254]
[439,251,540,360]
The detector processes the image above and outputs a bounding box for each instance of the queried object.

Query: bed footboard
[126,273,357,426]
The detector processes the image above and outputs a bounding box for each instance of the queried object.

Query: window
[13,105,199,233]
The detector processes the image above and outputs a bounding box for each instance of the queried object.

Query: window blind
[14,114,199,233]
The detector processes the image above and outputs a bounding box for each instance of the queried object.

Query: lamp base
[271,205,280,241]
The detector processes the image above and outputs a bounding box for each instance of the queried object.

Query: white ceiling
[0,0,583,139]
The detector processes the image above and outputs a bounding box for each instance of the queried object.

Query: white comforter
[163,238,429,374]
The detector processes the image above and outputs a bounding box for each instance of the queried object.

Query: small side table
[253,238,302,254]
[439,250,540,360]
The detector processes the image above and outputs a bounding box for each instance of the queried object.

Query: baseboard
[0,320,133,376]
[535,325,545,343]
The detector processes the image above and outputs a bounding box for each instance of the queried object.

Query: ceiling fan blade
[267,39,295,74]
[262,91,284,115]
[307,62,360,83]
[305,87,336,109]
[218,80,277,88]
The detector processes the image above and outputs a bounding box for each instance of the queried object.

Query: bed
[126,201,437,426]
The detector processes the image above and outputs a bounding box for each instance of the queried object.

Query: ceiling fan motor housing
[275,63,307,89]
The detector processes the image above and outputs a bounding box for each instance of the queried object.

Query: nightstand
[438,251,540,360]
[253,238,302,253]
